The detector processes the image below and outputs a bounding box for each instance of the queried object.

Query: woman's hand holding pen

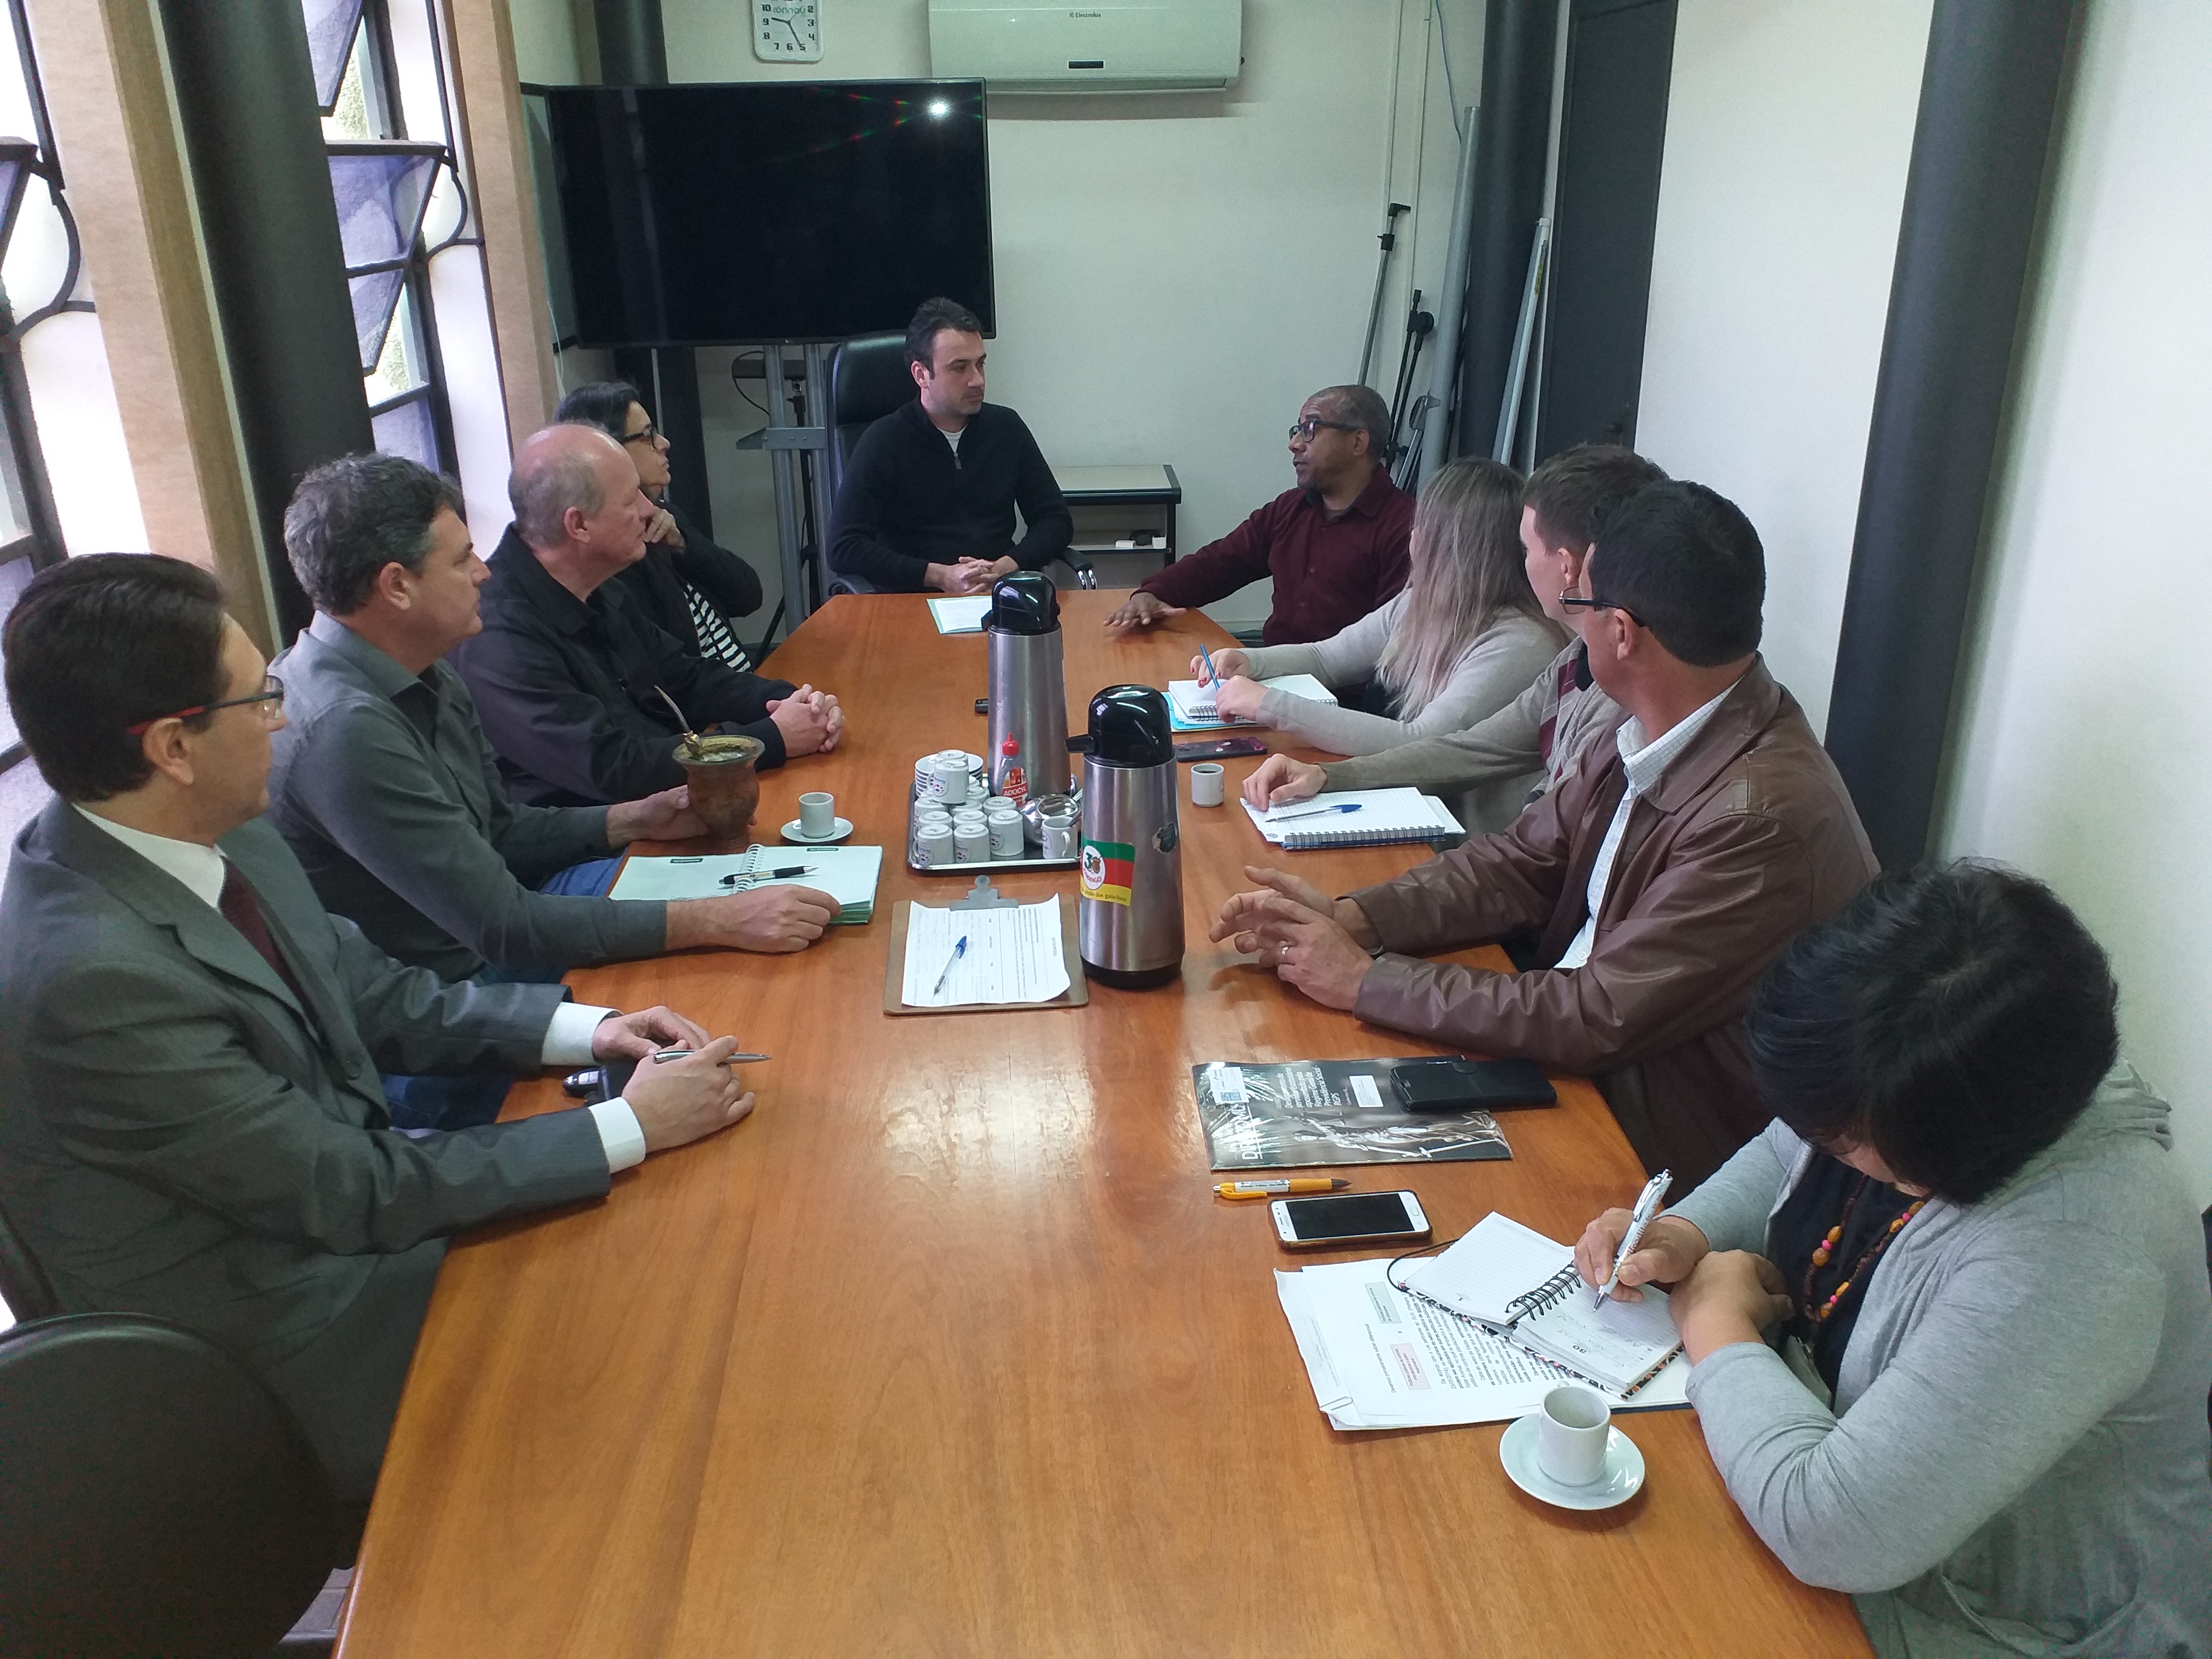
[1189,647,1252,685]
[1573,1207,1712,1303]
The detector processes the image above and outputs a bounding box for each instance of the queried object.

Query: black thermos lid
[988,571,1059,636]
[1086,684,1175,767]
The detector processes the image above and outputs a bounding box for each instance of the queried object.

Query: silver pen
[1595,1169,1672,1305]
[651,1049,771,1065]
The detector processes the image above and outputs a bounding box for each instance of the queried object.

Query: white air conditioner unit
[928,0,1242,93]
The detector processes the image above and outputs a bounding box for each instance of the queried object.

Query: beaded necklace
[1800,1175,1926,1326]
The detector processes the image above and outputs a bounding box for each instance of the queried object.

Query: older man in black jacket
[455,424,845,808]
[825,296,1072,594]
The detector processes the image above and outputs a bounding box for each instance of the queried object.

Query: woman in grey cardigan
[1194,458,1565,833]
[1574,863,2212,1658]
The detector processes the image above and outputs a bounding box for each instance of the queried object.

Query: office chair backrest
[0,1312,337,1658]
[0,1194,59,1324]
[829,332,915,476]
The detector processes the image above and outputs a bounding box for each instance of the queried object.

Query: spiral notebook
[1241,788,1463,850]
[608,845,881,923]
[1166,674,1334,730]
[1400,1212,1683,1396]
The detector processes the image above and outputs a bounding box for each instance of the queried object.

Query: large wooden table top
[338,592,1866,1656]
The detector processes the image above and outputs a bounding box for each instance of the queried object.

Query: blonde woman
[1196,458,1567,832]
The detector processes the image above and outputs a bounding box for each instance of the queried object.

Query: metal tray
[906,791,1077,876]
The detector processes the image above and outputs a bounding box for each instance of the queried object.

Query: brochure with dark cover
[1192,1059,1513,1170]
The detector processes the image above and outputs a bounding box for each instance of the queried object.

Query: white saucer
[1498,1414,1645,1511]
[780,817,854,845]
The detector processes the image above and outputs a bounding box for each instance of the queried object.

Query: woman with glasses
[1574,863,2212,1656]
[1195,457,1567,832]
[555,382,764,670]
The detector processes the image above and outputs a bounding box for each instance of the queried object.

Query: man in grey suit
[0,554,758,1508]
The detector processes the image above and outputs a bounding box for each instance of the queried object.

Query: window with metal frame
[0,0,91,834]
[309,0,483,474]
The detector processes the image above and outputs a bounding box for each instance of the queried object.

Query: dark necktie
[218,860,309,1009]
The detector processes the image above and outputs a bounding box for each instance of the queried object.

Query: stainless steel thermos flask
[1077,684,1184,989]
[984,572,1071,806]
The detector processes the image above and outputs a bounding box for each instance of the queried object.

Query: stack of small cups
[914,749,1009,865]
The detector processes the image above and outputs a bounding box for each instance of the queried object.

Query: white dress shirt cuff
[587,1098,648,1172]
[541,1002,619,1067]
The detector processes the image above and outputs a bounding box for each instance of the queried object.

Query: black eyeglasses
[125,675,286,736]
[1559,593,1647,627]
[1288,416,1359,443]
[622,421,661,447]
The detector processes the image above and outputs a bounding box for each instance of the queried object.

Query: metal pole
[1417,106,1481,491]
[761,343,810,627]
[1357,202,1409,386]
[1493,217,1549,462]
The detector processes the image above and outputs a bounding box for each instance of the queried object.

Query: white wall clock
[753,0,823,64]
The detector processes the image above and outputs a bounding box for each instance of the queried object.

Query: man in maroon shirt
[1102,385,1414,645]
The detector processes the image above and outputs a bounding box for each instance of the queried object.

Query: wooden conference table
[338,592,1867,1657]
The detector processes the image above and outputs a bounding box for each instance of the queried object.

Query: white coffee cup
[987,809,1023,858]
[1190,762,1225,808]
[1041,809,1078,860]
[931,754,970,805]
[1535,1384,1612,1486]
[954,821,990,863]
[915,821,955,867]
[798,791,836,838]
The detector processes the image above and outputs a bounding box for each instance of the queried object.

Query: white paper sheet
[926,595,994,634]
[1274,1258,1688,1431]
[900,896,1072,1007]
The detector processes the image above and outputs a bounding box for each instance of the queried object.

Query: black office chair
[0,1193,58,1324]
[821,333,1097,597]
[823,333,913,597]
[0,1312,339,1658]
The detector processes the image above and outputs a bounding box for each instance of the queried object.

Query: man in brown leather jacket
[1213,480,1877,1188]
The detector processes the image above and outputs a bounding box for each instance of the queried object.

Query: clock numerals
[753,0,823,64]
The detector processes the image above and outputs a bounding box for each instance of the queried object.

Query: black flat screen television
[541,80,993,346]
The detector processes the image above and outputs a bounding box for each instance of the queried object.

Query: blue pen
[1267,802,1363,821]
[1198,642,1221,686]
[932,935,969,997]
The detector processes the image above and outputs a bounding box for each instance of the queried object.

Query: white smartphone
[1271,1190,1431,1250]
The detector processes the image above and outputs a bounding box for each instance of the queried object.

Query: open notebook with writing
[1401,1212,1683,1396]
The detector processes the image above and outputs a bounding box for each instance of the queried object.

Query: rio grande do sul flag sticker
[1079,838,1134,906]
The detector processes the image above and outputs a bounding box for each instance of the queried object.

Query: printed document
[901,895,1071,1007]
[926,595,994,634]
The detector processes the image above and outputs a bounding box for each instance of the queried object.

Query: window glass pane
[371,397,437,469]
[0,553,40,751]
[365,285,422,403]
[321,33,372,140]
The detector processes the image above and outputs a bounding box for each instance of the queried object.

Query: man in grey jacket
[0,555,758,1508]
[269,453,836,982]
[1241,444,1664,813]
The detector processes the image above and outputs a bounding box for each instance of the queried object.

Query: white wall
[515,0,1479,634]
[1633,0,1929,738]
[1937,0,2212,1208]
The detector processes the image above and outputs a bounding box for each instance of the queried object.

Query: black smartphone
[1174,737,1268,761]
[1272,1190,1431,1250]
[1390,1057,1558,1112]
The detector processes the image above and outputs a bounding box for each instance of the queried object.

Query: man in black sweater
[454,425,843,807]
[825,297,1073,594]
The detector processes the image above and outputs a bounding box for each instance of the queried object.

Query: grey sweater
[1672,1064,2212,1658]
[1243,600,1565,833]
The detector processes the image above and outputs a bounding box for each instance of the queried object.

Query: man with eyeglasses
[1212,480,1878,1190]
[1103,384,1412,644]
[0,554,760,1516]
